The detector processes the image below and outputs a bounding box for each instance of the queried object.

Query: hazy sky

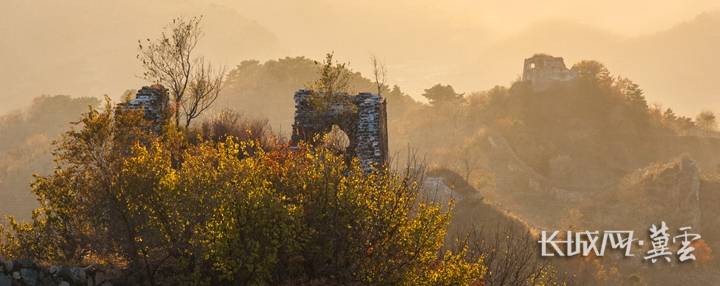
[210,0,720,38]
[1,0,719,115]
[452,0,720,36]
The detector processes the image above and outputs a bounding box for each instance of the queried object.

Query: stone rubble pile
[0,257,108,286]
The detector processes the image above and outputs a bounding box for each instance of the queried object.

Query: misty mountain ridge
[0,0,278,114]
[1,1,719,118]
[456,10,720,116]
[1,3,719,285]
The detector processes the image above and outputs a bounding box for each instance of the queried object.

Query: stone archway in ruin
[290,90,388,171]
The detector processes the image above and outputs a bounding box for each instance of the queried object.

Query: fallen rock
[21,268,39,286]
[0,274,11,286]
[2,260,12,273]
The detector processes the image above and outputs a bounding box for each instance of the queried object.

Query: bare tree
[695,110,717,136]
[460,222,563,286]
[370,54,387,96]
[454,135,486,183]
[138,16,225,128]
[388,145,427,187]
[458,151,481,184]
[199,109,277,149]
[183,58,225,128]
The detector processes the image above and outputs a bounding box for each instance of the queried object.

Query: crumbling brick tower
[115,84,170,131]
[522,54,577,90]
[290,90,389,171]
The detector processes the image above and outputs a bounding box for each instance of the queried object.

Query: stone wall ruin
[0,257,108,286]
[522,54,577,90]
[115,84,170,130]
[290,90,388,171]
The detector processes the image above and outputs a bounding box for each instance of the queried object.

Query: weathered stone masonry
[0,257,106,286]
[290,90,389,171]
[115,84,170,131]
[522,54,577,90]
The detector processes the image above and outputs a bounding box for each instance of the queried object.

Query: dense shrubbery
[0,101,486,285]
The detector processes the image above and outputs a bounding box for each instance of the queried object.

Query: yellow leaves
[9,122,490,285]
[415,249,486,286]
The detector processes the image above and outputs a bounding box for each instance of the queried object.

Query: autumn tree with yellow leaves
[0,100,485,285]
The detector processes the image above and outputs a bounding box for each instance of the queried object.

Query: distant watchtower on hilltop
[522,54,577,90]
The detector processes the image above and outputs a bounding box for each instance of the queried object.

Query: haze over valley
[2,0,719,115]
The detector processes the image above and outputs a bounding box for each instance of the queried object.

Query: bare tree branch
[182,58,226,128]
[370,54,387,96]
[138,16,223,129]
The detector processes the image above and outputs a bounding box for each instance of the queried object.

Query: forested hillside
[1,9,719,284]
[0,96,100,218]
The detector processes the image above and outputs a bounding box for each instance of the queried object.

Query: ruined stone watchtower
[290,90,389,171]
[115,84,170,131]
[522,54,577,90]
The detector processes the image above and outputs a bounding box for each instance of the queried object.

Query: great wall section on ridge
[4,53,715,285]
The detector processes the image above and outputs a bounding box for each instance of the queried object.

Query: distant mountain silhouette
[620,11,720,115]
[1,1,717,117]
[456,11,720,116]
[0,0,278,113]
